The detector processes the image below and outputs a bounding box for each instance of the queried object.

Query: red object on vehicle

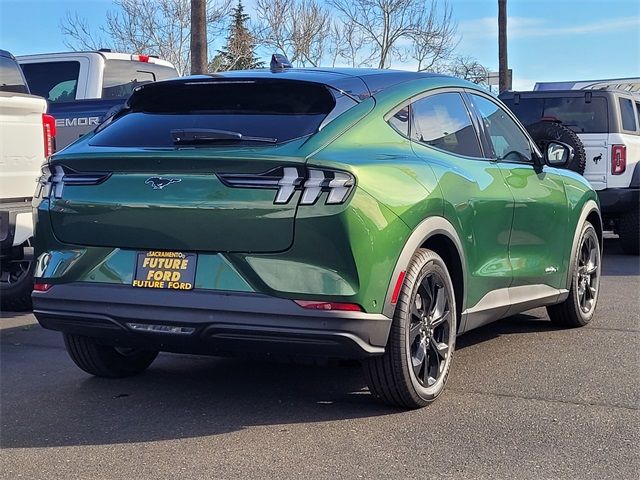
[294,300,362,312]
[33,283,52,292]
[611,145,626,175]
[42,113,56,157]
[135,54,150,63]
[390,271,406,304]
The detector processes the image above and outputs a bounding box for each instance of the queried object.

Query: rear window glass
[90,80,344,147]
[619,97,637,131]
[21,61,80,103]
[102,60,176,99]
[0,55,29,94]
[502,96,609,133]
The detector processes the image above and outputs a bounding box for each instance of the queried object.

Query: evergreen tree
[215,0,263,71]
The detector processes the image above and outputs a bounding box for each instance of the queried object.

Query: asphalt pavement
[1,238,638,479]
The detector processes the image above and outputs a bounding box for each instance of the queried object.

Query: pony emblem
[145,177,182,190]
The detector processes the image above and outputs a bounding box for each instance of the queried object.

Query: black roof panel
[159,68,444,101]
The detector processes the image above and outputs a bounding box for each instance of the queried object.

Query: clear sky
[1,0,638,89]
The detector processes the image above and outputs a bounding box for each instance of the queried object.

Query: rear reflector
[611,145,626,175]
[294,300,362,312]
[134,54,150,62]
[390,271,406,304]
[33,283,52,292]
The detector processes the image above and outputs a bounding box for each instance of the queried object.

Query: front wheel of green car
[547,222,601,328]
[364,249,457,408]
[63,333,158,378]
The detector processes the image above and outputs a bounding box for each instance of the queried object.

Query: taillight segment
[611,145,626,175]
[36,165,111,199]
[218,167,355,205]
[42,113,56,157]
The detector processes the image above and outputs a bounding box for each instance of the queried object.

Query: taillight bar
[218,167,355,206]
[42,114,56,158]
[611,145,626,175]
[36,165,111,199]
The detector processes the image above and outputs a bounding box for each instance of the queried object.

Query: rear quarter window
[502,96,609,134]
[0,55,29,94]
[102,60,177,99]
[619,97,638,132]
[20,61,80,102]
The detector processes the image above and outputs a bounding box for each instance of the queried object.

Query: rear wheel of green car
[64,333,158,378]
[547,222,601,327]
[364,249,457,408]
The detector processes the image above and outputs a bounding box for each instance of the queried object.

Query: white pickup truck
[0,49,54,310]
[18,50,178,149]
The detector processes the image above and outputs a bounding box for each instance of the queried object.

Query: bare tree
[60,0,230,75]
[328,0,456,69]
[326,20,374,67]
[410,1,457,72]
[255,0,331,67]
[443,55,490,84]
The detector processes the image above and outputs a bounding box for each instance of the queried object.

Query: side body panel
[497,163,569,288]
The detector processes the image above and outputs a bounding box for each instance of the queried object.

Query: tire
[547,222,601,327]
[618,210,639,255]
[526,121,587,175]
[63,333,158,378]
[0,241,35,312]
[363,249,457,408]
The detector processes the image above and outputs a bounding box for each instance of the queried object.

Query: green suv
[32,67,602,408]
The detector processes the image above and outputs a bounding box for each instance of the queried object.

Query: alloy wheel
[576,231,599,314]
[408,271,453,388]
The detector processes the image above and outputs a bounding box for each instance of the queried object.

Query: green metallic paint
[33,74,599,322]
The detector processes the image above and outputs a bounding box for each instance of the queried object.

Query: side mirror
[544,141,574,167]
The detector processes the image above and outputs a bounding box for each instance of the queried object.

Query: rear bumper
[33,283,392,359]
[597,188,640,216]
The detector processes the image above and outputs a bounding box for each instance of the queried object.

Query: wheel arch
[566,199,601,289]
[383,216,467,328]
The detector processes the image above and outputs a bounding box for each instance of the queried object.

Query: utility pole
[498,0,509,93]
[191,0,208,74]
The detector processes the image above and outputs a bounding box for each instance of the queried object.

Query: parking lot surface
[1,238,638,480]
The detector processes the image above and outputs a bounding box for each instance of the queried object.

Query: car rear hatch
[46,77,357,253]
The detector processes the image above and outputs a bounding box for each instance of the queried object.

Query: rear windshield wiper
[171,129,277,145]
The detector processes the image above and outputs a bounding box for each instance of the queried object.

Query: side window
[20,61,80,102]
[409,92,482,157]
[0,56,29,94]
[388,106,409,136]
[102,60,156,99]
[471,94,532,162]
[619,97,637,132]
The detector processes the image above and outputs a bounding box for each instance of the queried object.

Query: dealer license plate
[132,251,197,290]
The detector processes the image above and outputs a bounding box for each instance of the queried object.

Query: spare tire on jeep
[527,121,587,175]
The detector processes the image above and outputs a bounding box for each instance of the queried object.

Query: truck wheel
[363,249,456,408]
[63,334,158,378]
[547,222,601,327]
[527,121,587,175]
[618,210,639,255]
[0,240,34,312]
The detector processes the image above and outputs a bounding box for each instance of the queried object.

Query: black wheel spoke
[409,321,422,339]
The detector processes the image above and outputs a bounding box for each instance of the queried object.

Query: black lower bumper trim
[33,283,392,359]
